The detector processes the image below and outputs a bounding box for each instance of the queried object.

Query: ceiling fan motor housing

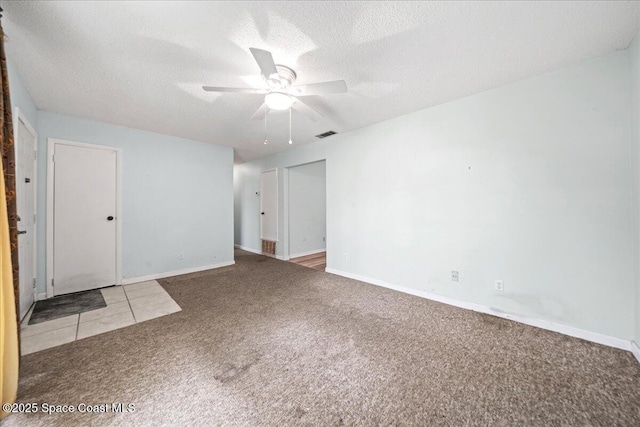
[268,65,297,89]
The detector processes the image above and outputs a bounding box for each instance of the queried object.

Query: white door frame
[46,138,122,298]
[13,107,38,308]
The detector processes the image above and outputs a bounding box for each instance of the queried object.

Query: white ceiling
[4,1,639,163]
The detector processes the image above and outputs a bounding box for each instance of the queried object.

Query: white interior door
[16,114,37,318]
[52,142,118,295]
[260,170,278,241]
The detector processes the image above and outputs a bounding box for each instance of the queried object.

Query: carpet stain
[215,360,257,384]
[294,406,306,418]
[476,312,512,329]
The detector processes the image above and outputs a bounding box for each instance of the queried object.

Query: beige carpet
[6,249,640,426]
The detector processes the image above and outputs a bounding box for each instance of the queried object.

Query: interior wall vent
[315,130,337,139]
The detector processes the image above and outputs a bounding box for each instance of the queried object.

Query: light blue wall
[629,33,640,347]
[236,50,635,341]
[36,112,234,292]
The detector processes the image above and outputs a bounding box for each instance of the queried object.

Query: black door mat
[28,289,108,325]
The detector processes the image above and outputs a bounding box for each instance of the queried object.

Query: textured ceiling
[4,1,639,162]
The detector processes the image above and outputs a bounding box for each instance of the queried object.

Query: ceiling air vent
[315,130,337,139]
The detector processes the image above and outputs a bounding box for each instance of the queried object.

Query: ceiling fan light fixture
[265,92,295,110]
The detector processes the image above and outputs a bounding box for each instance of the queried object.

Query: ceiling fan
[202,48,347,122]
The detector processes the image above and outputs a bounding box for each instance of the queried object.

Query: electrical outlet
[451,271,459,282]
[343,253,348,261]
[178,253,184,260]
[495,280,504,292]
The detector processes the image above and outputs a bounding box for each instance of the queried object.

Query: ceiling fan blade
[249,48,278,79]
[292,99,323,122]
[251,103,268,120]
[293,80,347,96]
[202,86,267,94]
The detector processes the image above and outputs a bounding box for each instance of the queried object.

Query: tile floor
[21,280,181,355]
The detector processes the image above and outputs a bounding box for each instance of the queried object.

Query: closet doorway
[287,160,326,271]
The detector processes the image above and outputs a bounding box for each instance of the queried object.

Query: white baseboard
[234,244,262,255]
[288,248,326,259]
[631,341,640,364]
[121,261,235,285]
[36,292,46,301]
[325,267,633,352]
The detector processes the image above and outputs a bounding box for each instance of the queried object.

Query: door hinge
[33,213,36,223]
[52,278,54,287]
[33,278,36,289]
[34,150,37,160]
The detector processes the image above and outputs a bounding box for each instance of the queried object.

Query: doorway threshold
[289,251,326,271]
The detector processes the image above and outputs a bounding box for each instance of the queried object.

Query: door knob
[17,230,26,235]
[261,212,265,215]
[107,216,114,221]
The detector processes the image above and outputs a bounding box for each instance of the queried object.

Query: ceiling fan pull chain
[289,107,293,144]
[264,107,268,145]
